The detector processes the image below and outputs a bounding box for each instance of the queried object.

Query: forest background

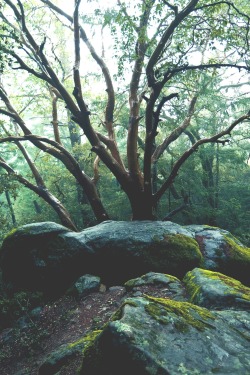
[0,0,249,245]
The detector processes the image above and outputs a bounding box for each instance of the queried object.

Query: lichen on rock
[79,295,250,374]
[183,268,250,309]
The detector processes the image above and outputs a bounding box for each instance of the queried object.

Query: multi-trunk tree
[0,0,249,230]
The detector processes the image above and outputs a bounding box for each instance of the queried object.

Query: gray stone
[185,225,250,285]
[67,274,100,297]
[124,272,185,300]
[0,222,92,296]
[1,221,249,295]
[124,272,181,289]
[39,338,86,375]
[183,268,250,310]
[64,220,202,284]
[79,296,250,375]
[0,221,202,293]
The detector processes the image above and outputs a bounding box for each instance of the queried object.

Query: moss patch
[78,330,104,374]
[223,235,250,262]
[184,269,250,310]
[3,227,18,241]
[198,269,250,301]
[144,296,215,332]
[143,234,202,277]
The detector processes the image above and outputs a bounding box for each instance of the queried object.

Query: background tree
[0,0,249,234]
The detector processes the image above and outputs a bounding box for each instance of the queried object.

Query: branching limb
[163,202,188,221]
[146,0,199,87]
[164,63,250,78]
[152,95,197,163]
[93,156,100,185]
[49,86,61,144]
[162,0,178,16]
[39,0,121,166]
[154,112,250,203]
[127,0,155,188]
[0,156,78,230]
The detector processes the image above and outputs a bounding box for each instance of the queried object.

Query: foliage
[0,0,249,236]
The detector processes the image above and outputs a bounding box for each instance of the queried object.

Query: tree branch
[152,95,197,163]
[162,0,178,16]
[146,0,199,87]
[154,112,250,203]
[40,0,120,166]
[127,0,155,188]
[164,63,250,78]
[0,156,78,230]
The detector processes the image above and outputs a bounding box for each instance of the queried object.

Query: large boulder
[70,220,202,284]
[1,221,249,295]
[186,225,250,285]
[0,222,93,296]
[0,221,202,294]
[79,295,250,375]
[183,268,250,310]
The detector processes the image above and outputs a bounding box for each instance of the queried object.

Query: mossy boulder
[79,296,250,375]
[183,268,250,310]
[1,221,249,295]
[124,272,180,290]
[66,274,100,297]
[70,221,202,284]
[186,225,250,285]
[0,222,92,296]
[38,332,101,375]
[124,272,186,301]
[0,221,202,293]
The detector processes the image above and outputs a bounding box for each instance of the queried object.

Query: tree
[0,0,249,229]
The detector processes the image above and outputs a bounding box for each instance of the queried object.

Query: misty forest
[0,1,250,374]
[0,0,249,241]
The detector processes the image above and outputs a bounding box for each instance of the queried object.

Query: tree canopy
[0,0,249,235]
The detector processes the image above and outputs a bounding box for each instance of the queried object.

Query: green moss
[163,274,180,281]
[145,296,215,332]
[183,273,203,303]
[80,330,102,350]
[145,302,170,325]
[3,227,18,240]
[163,234,201,259]
[68,337,87,350]
[197,269,250,301]
[78,330,103,374]
[223,235,250,262]
[144,234,202,276]
[203,225,219,230]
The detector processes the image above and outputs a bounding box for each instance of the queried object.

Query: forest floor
[0,283,172,375]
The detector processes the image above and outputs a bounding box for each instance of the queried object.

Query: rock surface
[77,268,250,374]
[124,272,186,301]
[79,295,250,375]
[1,267,250,375]
[66,274,101,297]
[186,225,250,284]
[1,221,249,296]
[183,268,250,310]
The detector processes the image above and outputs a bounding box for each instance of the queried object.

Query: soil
[0,282,178,375]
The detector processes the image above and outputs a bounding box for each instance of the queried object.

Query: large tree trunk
[128,190,155,220]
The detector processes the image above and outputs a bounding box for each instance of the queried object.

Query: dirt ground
[0,282,176,374]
